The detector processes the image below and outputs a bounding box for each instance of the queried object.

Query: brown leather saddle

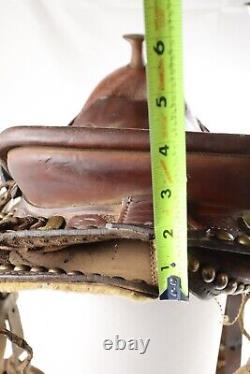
[0,34,249,300]
[0,33,249,372]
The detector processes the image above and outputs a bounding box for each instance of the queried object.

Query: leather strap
[0,293,40,374]
[216,296,242,374]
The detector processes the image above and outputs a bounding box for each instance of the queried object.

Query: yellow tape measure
[144,0,188,300]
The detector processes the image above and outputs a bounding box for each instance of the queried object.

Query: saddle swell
[0,34,249,300]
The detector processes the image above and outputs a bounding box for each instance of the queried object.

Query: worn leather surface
[3,131,250,228]
[72,34,147,129]
[0,34,249,299]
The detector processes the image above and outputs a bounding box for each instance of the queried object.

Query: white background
[1,0,250,373]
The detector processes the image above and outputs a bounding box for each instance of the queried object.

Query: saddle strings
[215,294,250,374]
[215,293,250,337]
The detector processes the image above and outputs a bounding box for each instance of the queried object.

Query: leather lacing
[215,294,250,340]
[0,328,33,371]
[215,294,250,374]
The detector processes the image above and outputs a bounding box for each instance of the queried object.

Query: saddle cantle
[0,34,249,301]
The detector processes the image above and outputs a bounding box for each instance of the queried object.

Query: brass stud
[225,280,238,294]
[67,271,84,275]
[215,273,229,290]
[39,216,65,231]
[201,266,216,283]
[238,233,250,247]
[234,283,245,295]
[0,264,14,272]
[30,266,47,273]
[188,257,200,273]
[48,268,65,274]
[14,265,30,272]
[216,230,234,242]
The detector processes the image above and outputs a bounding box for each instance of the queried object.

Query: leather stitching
[149,241,157,286]
[118,196,133,223]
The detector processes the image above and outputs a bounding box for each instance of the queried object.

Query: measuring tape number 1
[144,0,188,301]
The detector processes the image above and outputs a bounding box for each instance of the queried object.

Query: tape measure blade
[144,0,188,301]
